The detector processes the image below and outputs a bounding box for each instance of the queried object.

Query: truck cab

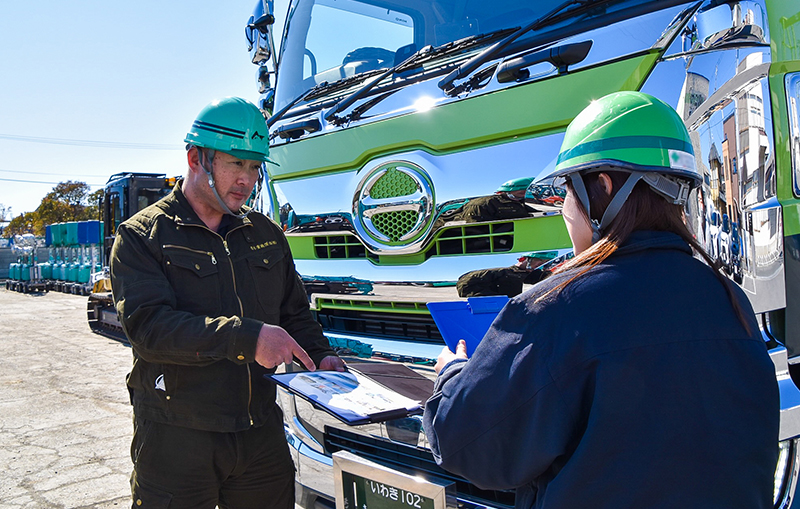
[246,0,800,507]
[87,173,176,340]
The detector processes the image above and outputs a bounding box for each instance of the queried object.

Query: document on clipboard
[270,367,426,426]
[427,295,509,357]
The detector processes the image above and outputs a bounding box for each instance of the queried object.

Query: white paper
[283,371,421,422]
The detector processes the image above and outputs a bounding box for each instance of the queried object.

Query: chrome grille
[308,222,515,260]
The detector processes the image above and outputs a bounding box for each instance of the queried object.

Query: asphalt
[0,288,132,508]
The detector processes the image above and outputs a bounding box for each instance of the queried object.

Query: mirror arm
[496,40,593,83]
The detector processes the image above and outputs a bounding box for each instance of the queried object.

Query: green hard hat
[553,91,699,183]
[542,92,701,243]
[184,97,273,163]
[497,176,534,192]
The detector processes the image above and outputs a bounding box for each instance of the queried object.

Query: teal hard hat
[519,250,559,261]
[184,97,274,163]
[497,177,534,192]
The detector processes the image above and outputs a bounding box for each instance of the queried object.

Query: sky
[0,0,288,218]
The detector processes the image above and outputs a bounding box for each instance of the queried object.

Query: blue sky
[0,0,287,217]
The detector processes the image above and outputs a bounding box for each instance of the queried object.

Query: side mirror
[246,0,276,65]
[683,1,768,53]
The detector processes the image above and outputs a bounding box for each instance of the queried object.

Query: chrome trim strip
[286,421,333,466]
[787,73,800,196]
[776,439,800,509]
[770,346,800,441]
[296,252,525,283]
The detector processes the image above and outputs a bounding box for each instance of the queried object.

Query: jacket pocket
[163,247,221,316]
[246,247,287,320]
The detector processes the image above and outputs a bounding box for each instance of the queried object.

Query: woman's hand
[434,340,468,374]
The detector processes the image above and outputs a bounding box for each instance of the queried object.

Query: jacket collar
[612,230,693,258]
[166,179,253,230]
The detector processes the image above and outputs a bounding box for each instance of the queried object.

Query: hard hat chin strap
[569,171,644,244]
[197,147,261,220]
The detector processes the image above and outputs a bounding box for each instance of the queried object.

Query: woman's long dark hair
[539,170,753,334]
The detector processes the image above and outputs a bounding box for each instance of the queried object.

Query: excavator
[86,172,176,341]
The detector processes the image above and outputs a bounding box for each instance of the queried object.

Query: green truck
[245,0,800,507]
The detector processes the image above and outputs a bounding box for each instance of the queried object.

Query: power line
[0,177,104,186]
[0,168,104,178]
[0,133,182,150]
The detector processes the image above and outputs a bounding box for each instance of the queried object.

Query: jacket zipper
[222,230,254,427]
[173,222,254,426]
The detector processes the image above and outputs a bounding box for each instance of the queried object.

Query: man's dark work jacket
[423,231,779,509]
[111,182,335,432]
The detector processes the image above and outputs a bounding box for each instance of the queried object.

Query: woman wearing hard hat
[423,91,779,509]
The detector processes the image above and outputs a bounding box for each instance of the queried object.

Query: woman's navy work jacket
[423,230,779,509]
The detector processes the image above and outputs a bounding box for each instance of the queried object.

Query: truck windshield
[276,0,619,113]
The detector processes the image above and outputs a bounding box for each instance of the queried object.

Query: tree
[5,212,39,237]
[35,180,100,234]
[88,188,104,221]
[35,197,75,231]
[39,181,93,220]
[1,181,99,237]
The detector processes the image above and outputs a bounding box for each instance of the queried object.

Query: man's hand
[434,339,469,374]
[319,355,346,372]
[255,323,316,371]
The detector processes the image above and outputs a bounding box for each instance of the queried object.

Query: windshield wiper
[323,28,519,124]
[322,44,435,124]
[394,27,519,75]
[267,69,385,128]
[438,0,608,93]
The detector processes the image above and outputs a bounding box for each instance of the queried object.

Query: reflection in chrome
[788,73,800,196]
[637,3,800,504]
[273,137,567,269]
[647,23,782,313]
[679,0,769,56]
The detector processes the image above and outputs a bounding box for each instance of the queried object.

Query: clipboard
[270,368,425,426]
[427,296,509,357]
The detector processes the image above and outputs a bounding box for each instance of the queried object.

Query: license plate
[333,451,455,509]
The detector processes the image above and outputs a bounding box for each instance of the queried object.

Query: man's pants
[130,407,295,509]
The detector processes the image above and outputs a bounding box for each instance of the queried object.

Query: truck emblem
[352,161,434,254]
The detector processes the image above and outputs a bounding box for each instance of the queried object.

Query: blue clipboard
[427,296,509,357]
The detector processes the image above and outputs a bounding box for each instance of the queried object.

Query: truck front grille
[316,307,442,345]
[325,427,515,509]
[428,222,514,257]
[312,221,515,260]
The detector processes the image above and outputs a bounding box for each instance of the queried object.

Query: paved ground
[0,288,132,508]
